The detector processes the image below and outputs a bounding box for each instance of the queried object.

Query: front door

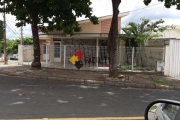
[43,44,49,61]
[54,42,61,62]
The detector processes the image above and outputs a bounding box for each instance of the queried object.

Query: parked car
[0,57,8,62]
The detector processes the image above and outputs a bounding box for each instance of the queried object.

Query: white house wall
[162,29,180,39]
[164,45,170,76]
[169,40,180,79]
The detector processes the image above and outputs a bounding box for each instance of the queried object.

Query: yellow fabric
[69,55,78,65]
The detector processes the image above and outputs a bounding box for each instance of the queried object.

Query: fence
[20,44,111,70]
[41,44,110,70]
[19,45,164,71]
[119,46,164,71]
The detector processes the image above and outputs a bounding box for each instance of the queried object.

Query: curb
[0,117,144,120]
[0,71,179,91]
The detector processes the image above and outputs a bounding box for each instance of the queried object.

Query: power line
[129,3,163,13]
[6,24,20,39]
[6,18,20,35]
[6,29,19,39]
[0,13,20,38]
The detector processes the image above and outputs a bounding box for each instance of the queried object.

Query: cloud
[1,0,180,39]
[121,4,180,27]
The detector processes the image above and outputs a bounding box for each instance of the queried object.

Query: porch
[38,33,122,70]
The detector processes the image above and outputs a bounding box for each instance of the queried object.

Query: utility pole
[20,26,23,45]
[3,3,6,65]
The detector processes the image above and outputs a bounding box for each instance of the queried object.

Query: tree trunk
[30,7,41,69]
[107,0,121,77]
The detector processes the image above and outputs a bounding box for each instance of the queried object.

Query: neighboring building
[163,26,180,78]
[38,12,129,69]
[118,25,180,72]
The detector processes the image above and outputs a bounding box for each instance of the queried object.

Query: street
[0,75,180,119]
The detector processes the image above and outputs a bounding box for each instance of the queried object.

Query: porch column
[49,38,54,63]
[46,44,48,67]
[96,38,99,69]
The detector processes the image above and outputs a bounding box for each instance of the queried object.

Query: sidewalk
[0,63,180,91]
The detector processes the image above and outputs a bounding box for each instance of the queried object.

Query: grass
[151,77,173,86]
[119,65,153,71]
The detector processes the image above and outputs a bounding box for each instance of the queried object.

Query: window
[43,44,46,54]
[54,43,60,57]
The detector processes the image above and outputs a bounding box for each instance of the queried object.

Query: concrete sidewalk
[0,64,180,91]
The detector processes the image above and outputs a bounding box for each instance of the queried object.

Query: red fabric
[75,50,84,60]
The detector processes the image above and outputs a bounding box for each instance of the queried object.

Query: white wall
[18,44,23,65]
[169,40,180,78]
[162,29,180,39]
[164,45,170,76]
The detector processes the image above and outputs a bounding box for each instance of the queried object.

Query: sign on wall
[157,60,164,72]
[69,50,84,69]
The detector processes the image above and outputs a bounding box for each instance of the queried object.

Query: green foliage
[23,37,33,45]
[0,0,98,35]
[6,39,20,55]
[0,0,98,68]
[121,18,173,45]
[0,37,33,54]
[144,0,180,9]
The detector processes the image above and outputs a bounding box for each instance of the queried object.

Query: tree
[6,39,20,55]
[122,18,170,46]
[0,20,3,41]
[107,0,121,77]
[144,0,180,9]
[23,37,33,45]
[121,18,174,66]
[0,0,98,69]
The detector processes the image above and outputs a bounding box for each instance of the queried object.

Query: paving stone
[125,83,135,88]
[48,77,57,80]
[75,79,85,83]
[85,80,95,84]
[115,82,125,87]
[39,76,48,80]
[174,86,180,90]
[136,84,145,88]
[9,73,19,76]
[94,81,105,85]
[56,77,66,81]
[105,81,115,86]
[166,86,175,90]
[19,74,26,77]
[155,85,166,90]
[145,84,156,89]
[66,78,75,82]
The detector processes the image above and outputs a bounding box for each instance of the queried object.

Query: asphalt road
[0,75,180,119]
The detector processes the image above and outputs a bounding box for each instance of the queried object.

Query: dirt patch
[25,68,180,87]
[0,65,180,87]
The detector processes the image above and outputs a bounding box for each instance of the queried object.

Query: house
[38,12,130,69]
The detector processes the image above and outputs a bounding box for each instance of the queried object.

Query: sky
[1,0,180,39]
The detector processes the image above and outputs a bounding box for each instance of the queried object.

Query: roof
[78,12,130,24]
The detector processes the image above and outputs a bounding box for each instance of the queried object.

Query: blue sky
[1,0,180,39]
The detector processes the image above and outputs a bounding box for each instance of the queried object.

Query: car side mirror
[145,99,180,120]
